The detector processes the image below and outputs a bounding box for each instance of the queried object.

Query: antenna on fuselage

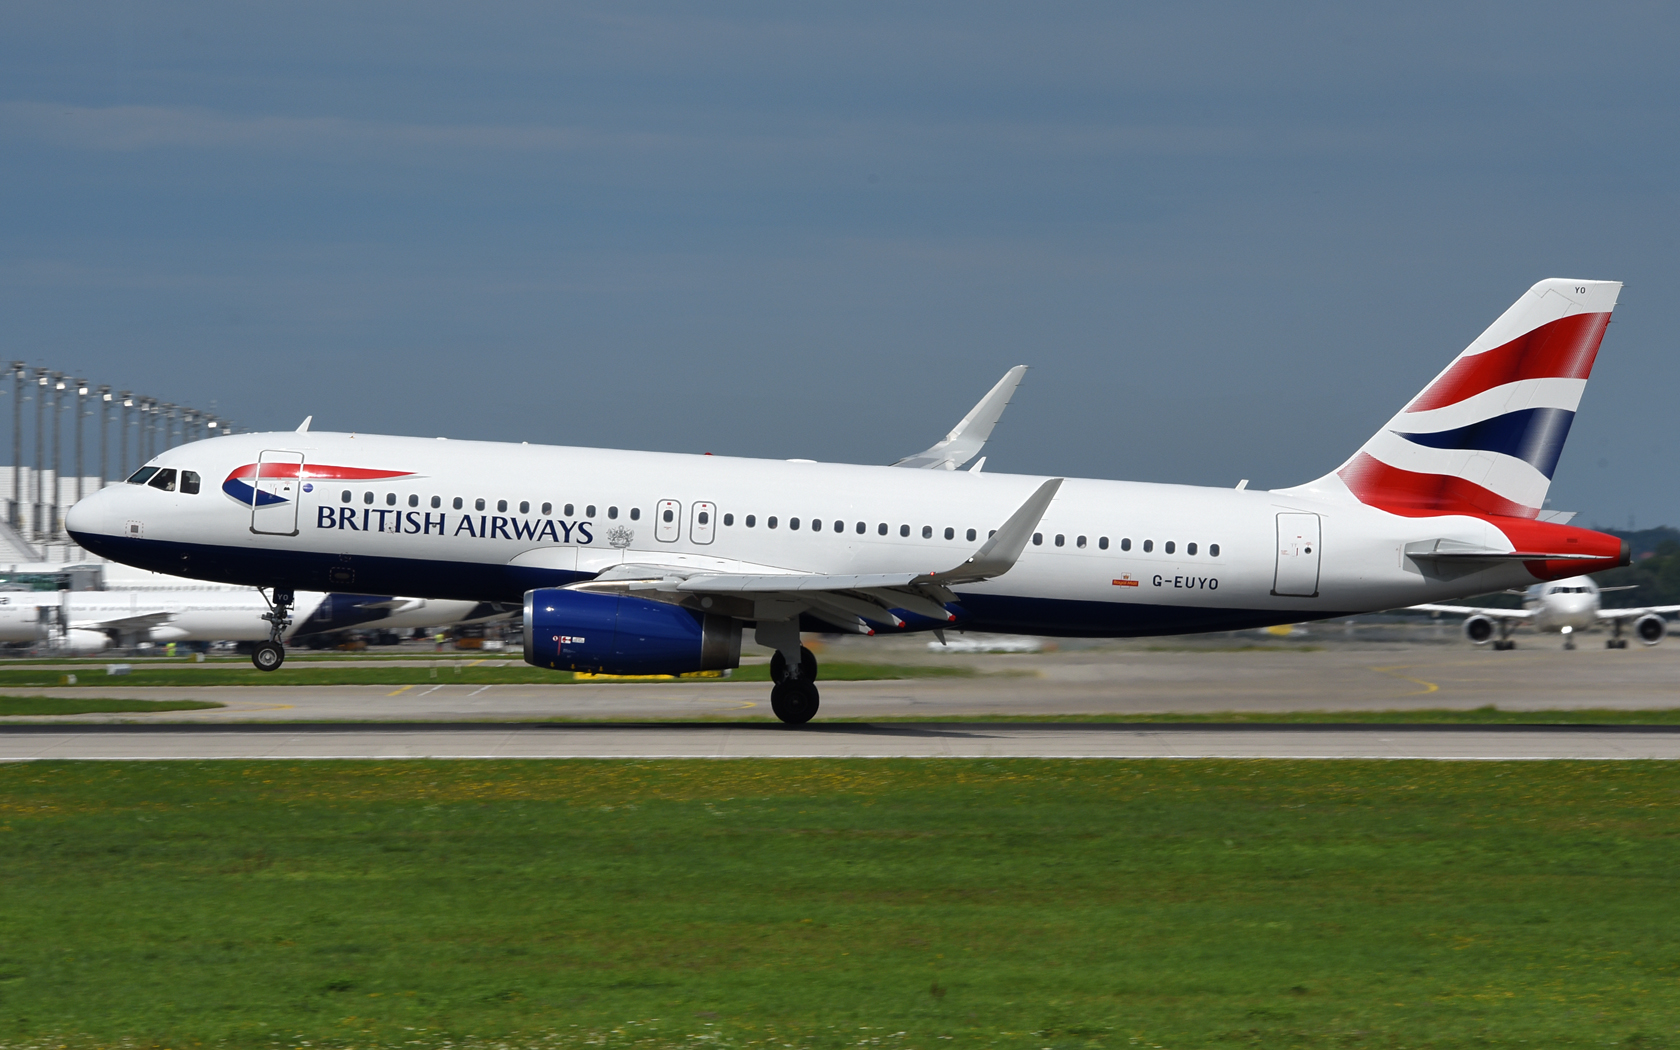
[295,416,313,433]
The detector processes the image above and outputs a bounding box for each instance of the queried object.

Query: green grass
[2,760,1680,1048]
[0,661,975,689]
[841,705,1680,724]
[0,696,224,717]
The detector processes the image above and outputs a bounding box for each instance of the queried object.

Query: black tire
[770,680,820,725]
[252,641,285,672]
[769,646,819,685]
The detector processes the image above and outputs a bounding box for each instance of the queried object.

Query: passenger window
[1187,542,1197,555]
[541,502,551,515]
[497,499,508,512]
[608,507,618,519]
[834,520,844,533]
[473,498,485,511]
[364,492,375,505]
[922,525,933,539]
[520,501,530,514]
[856,521,866,534]
[342,490,352,503]
[812,519,822,531]
[564,504,574,516]
[1032,533,1042,546]
[1143,540,1153,552]
[1165,541,1176,554]
[900,524,910,537]
[944,527,955,540]
[630,508,640,520]
[387,492,397,506]
[409,494,419,507]
[967,528,977,541]
[1076,536,1086,548]
[768,516,778,529]
[1099,537,1109,550]
[723,513,733,526]
[1210,544,1221,557]
[127,467,159,485]
[180,471,201,495]
[148,468,178,492]
[746,515,757,527]
[1121,538,1131,551]
[1054,534,1064,547]
[586,505,596,517]
[453,497,464,510]
[432,496,441,509]
[878,523,887,535]
[790,518,801,530]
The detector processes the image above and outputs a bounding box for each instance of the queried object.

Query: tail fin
[1296,279,1621,518]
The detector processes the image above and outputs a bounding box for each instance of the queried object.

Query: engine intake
[523,588,741,676]
[1463,615,1495,645]
[1636,613,1667,646]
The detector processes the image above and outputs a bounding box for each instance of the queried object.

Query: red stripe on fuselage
[230,463,415,481]
[1405,312,1610,412]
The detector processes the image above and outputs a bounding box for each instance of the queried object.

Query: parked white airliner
[66,280,1632,722]
[0,588,506,652]
[1413,575,1680,650]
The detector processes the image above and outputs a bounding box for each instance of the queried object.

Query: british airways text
[316,507,595,543]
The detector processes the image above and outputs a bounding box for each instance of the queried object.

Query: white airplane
[1412,574,1680,650]
[0,588,505,653]
[65,279,1633,723]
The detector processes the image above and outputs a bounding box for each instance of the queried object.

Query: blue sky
[3,2,1677,526]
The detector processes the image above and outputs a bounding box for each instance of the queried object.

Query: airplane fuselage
[65,432,1623,638]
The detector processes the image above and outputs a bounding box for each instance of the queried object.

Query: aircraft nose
[65,486,121,541]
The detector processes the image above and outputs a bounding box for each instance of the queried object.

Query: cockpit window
[147,468,178,492]
[180,471,201,495]
[127,467,159,485]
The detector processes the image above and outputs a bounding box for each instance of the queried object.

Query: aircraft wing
[892,365,1026,471]
[70,611,175,631]
[588,478,1063,633]
[1410,604,1534,620]
[1597,605,1680,622]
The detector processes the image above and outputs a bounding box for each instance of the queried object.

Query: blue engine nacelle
[523,588,741,676]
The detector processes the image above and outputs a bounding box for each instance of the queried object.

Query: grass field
[0,695,223,716]
[2,760,1678,1048]
[0,662,976,689]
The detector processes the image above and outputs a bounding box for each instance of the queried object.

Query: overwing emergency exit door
[655,500,681,542]
[250,450,304,536]
[1272,513,1321,597]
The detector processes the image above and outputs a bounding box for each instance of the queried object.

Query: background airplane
[1412,575,1680,649]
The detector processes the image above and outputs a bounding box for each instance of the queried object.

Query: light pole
[33,368,46,540]
[98,387,110,487]
[119,393,132,479]
[74,379,86,506]
[50,373,65,539]
[10,362,23,529]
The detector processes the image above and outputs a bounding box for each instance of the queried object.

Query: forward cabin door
[250,451,304,536]
[1272,513,1321,597]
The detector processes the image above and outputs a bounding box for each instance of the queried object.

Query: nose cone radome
[65,487,120,544]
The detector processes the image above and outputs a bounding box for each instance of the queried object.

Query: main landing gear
[769,646,820,725]
[253,588,294,672]
[1607,620,1629,649]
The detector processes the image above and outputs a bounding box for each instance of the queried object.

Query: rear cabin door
[655,499,681,542]
[1272,513,1321,597]
[250,450,304,536]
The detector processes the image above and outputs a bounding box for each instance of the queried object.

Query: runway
[5,721,1680,760]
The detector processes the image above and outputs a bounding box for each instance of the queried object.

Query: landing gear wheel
[771,680,820,725]
[252,641,285,672]
[770,646,819,685]
[1492,640,1516,651]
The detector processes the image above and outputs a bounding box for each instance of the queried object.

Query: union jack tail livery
[1330,278,1620,519]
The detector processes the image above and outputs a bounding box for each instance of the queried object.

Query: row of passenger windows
[332,489,1220,557]
[341,490,638,520]
[127,466,202,494]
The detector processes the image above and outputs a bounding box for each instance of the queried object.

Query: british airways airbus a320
[67,279,1630,723]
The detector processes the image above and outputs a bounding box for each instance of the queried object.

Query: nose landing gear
[253,588,294,672]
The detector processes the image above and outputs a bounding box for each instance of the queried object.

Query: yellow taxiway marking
[1369,665,1441,696]
[387,685,415,697]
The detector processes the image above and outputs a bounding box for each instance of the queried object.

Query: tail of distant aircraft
[1300,279,1621,518]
